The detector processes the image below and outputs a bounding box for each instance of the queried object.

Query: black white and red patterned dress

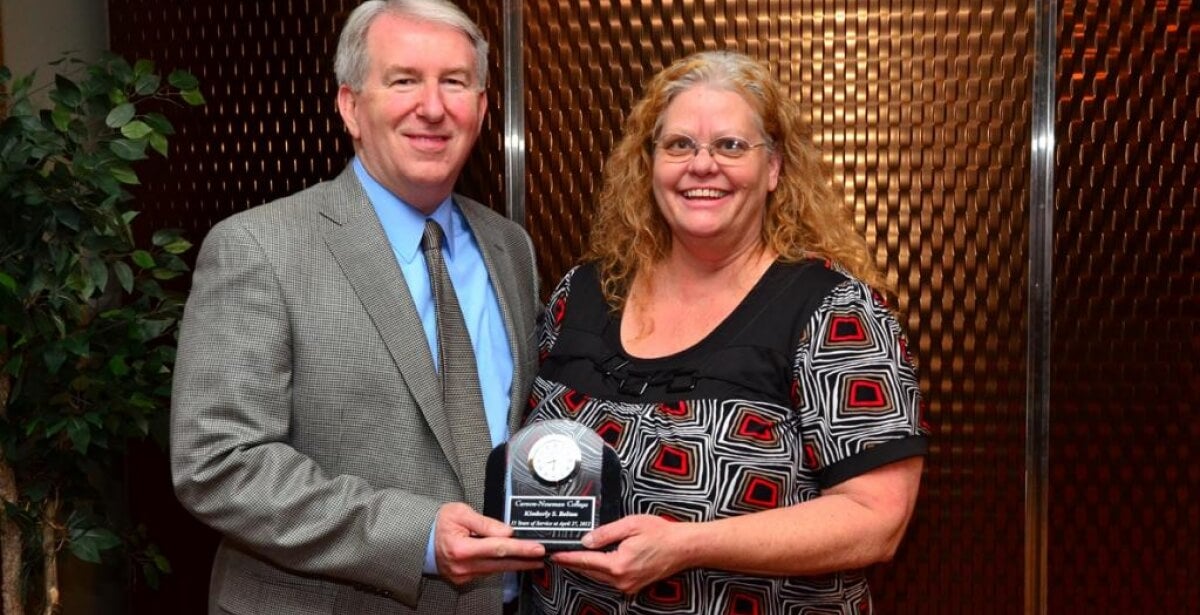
[525,260,929,615]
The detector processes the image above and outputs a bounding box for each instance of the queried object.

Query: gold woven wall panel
[1053,1,1199,611]
[524,2,1032,612]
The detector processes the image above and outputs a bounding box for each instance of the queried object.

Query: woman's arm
[551,456,923,594]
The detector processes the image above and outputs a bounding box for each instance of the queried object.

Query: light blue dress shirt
[352,160,517,596]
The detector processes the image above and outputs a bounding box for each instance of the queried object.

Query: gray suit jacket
[171,167,539,615]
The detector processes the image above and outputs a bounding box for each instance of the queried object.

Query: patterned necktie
[420,220,489,503]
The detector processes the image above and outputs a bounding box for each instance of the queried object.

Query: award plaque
[484,419,622,551]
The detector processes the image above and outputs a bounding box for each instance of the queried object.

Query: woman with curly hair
[525,50,929,614]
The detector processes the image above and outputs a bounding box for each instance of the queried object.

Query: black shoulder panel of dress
[539,260,847,405]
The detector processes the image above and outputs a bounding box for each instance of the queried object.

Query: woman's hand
[550,457,924,588]
[550,514,693,595]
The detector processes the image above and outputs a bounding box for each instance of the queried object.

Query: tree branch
[0,449,24,615]
[42,497,61,615]
[1,350,27,615]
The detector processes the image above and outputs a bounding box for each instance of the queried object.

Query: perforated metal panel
[1052,1,1200,611]
[524,3,1032,612]
[108,1,348,238]
[108,0,507,240]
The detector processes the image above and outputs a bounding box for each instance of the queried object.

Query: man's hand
[434,502,546,586]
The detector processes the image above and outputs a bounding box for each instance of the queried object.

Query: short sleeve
[792,279,929,488]
[537,265,582,359]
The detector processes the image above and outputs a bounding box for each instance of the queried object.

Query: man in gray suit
[171,1,545,613]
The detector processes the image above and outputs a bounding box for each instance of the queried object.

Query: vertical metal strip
[502,0,525,225]
[1025,0,1055,613]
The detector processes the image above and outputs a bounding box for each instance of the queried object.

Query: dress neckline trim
[603,259,791,367]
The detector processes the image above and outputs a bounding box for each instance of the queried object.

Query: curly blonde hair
[586,51,888,308]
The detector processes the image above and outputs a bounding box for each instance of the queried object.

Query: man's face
[337,13,487,213]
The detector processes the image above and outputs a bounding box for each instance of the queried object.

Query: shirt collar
[352,157,458,264]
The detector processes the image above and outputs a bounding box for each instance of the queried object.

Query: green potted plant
[0,53,204,614]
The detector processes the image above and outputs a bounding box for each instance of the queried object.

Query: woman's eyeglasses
[654,135,769,163]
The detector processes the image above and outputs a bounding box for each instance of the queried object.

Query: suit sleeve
[170,218,439,605]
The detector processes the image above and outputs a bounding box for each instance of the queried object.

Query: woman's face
[650,85,781,253]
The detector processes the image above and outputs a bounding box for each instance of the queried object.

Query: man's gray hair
[334,0,489,91]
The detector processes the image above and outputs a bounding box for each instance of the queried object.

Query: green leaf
[51,312,67,337]
[51,203,82,231]
[28,271,51,297]
[113,260,134,293]
[131,250,156,269]
[63,336,89,357]
[134,58,155,76]
[11,71,34,97]
[151,229,179,246]
[105,103,136,128]
[134,415,150,436]
[110,164,140,184]
[53,74,83,107]
[152,268,182,280]
[107,88,128,106]
[69,527,122,564]
[141,563,161,590]
[140,563,161,589]
[163,238,193,254]
[109,56,135,84]
[137,278,164,299]
[122,210,140,224]
[67,418,92,454]
[135,318,173,341]
[157,253,190,272]
[87,258,109,293]
[108,355,129,377]
[51,105,72,132]
[67,118,89,144]
[153,553,172,573]
[134,73,161,96]
[78,275,97,300]
[110,138,148,161]
[44,346,68,374]
[0,272,16,293]
[167,70,199,90]
[45,418,67,437]
[121,120,153,140]
[180,89,206,106]
[143,113,175,135]
[149,132,169,156]
[2,354,22,376]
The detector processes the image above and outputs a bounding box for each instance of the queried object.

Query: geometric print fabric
[526,263,928,614]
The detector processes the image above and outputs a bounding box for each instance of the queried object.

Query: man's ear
[336,84,361,139]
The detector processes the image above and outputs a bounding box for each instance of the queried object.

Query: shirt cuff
[423,519,438,575]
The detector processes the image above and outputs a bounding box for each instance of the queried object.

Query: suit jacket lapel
[320,169,464,485]
[458,199,533,440]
